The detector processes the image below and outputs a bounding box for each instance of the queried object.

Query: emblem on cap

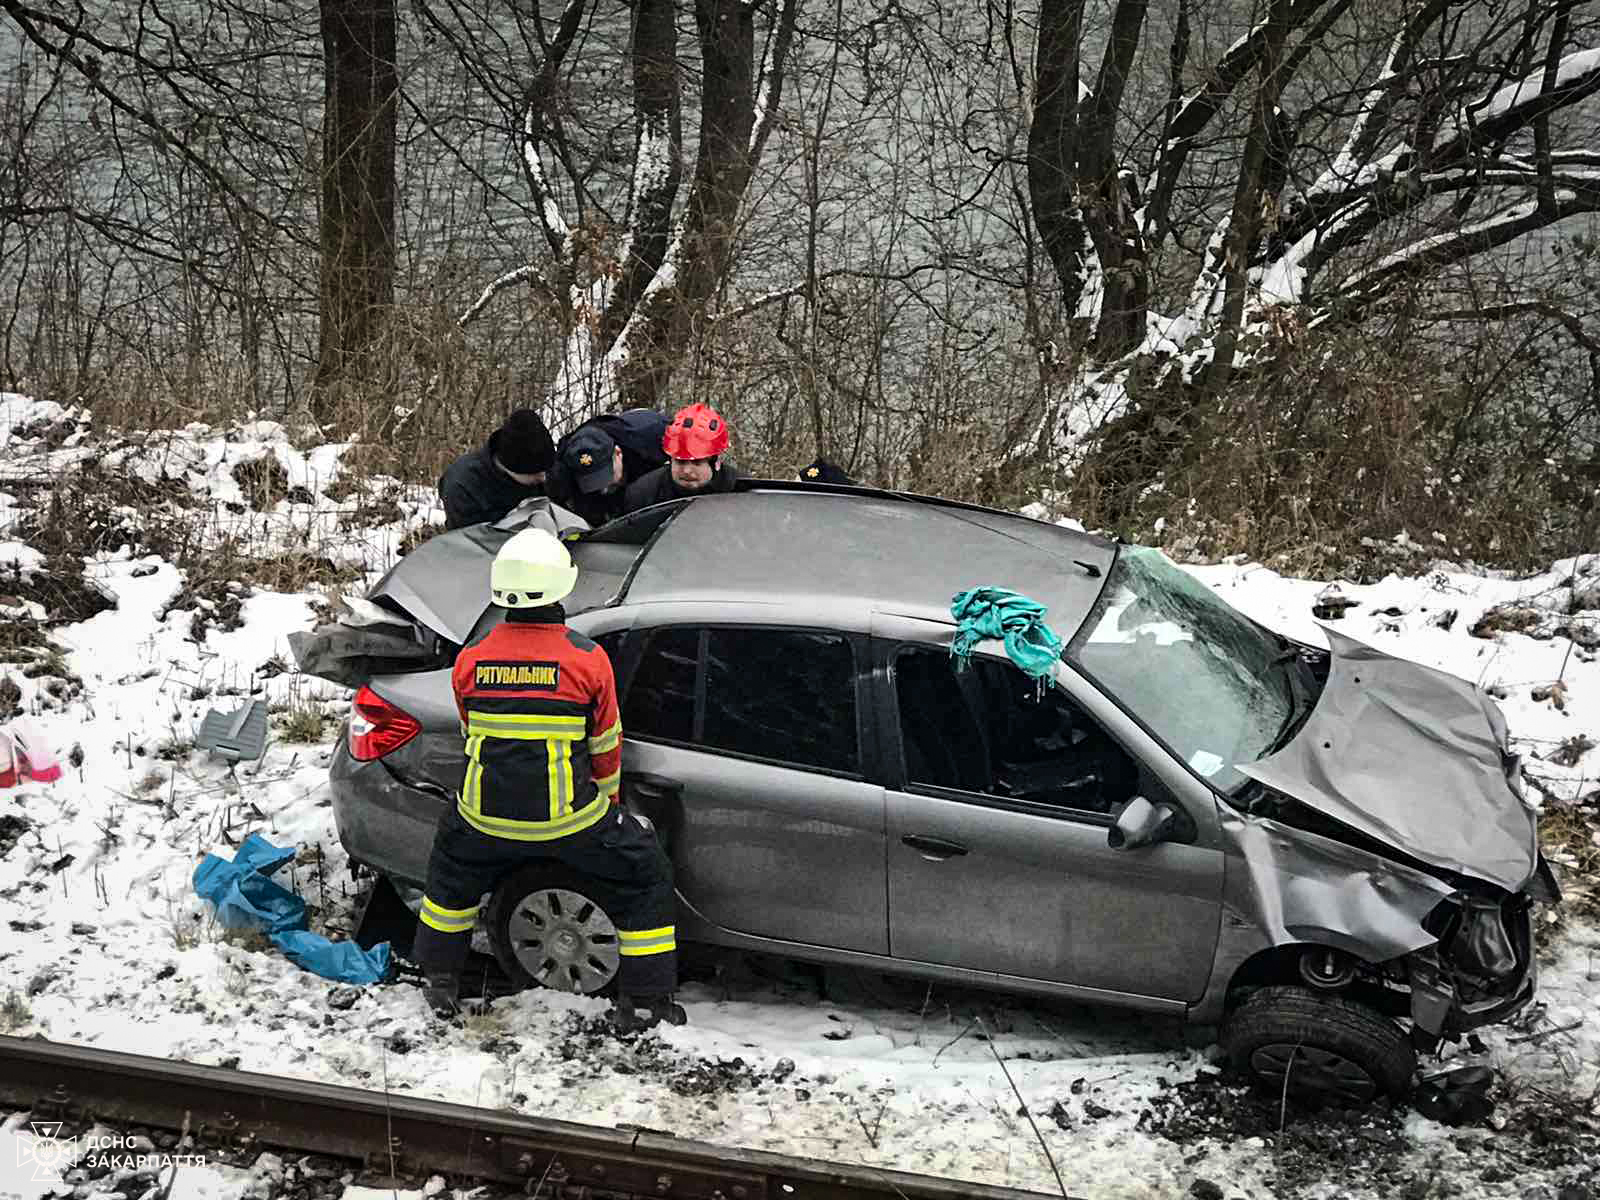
[579,453,593,466]
[805,466,819,478]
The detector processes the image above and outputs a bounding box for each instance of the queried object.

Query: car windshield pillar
[1065,546,1293,794]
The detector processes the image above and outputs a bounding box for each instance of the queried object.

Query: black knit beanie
[494,409,556,474]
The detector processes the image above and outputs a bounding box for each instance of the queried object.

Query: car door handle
[625,772,682,799]
[901,834,969,861]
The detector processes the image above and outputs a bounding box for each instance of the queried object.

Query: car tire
[1221,985,1416,1104]
[484,863,623,997]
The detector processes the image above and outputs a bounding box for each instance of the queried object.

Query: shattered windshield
[1065,546,1294,793]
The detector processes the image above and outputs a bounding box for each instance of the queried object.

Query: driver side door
[875,619,1224,1002]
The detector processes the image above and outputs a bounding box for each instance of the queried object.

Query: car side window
[594,630,627,690]
[894,646,1137,815]
[704,629,858,774]
[625,626,698,743]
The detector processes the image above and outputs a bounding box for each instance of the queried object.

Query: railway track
[0,1035,1067,1199]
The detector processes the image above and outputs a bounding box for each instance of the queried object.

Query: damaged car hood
[1239,629,1537,892]
[370,498,586,644]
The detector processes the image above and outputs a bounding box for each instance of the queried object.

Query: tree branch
[518,0,587,262]
[1334,184,1600,312]
[748,0,798,165]
[0,0,296,242]
[1142,0,1332,243]
[1285,44,1600,284]
[457,263,555,329]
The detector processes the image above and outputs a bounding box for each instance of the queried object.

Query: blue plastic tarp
[192,833,391,985]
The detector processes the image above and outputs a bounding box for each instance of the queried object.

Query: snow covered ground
[1,396,1597,1200]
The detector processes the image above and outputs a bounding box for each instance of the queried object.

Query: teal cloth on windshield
[949,587,1063,680]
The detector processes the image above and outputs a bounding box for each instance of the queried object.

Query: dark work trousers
[412,803,678,994]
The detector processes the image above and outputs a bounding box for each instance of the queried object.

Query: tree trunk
[314,0,397,427]
[1027,0,1088,325]
[617,0,795,408]
[1202,0,1292,397]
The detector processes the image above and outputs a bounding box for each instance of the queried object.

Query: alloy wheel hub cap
[1251,1043,1378,1103]
[506,887,620,994]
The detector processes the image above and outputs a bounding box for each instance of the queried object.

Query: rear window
[626,627,698,743]
[702,629,857,773]
[622,625,859,774]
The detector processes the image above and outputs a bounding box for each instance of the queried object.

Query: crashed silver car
[293,484,1558,1103]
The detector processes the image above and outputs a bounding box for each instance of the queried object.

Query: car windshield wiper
[1262,650,1311,757]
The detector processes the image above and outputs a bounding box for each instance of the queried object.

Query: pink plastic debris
[1,718,61,785]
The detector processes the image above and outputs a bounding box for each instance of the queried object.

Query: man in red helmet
[620,402,743,514]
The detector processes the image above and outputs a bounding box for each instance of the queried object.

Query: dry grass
[1540,802,1600,917]
[278,704,331,744]
[0,990,32,1033]
[1059,325,1600,577]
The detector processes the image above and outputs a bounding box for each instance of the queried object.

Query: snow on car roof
[626,489,1116,630]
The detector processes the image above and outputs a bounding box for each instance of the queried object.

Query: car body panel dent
[1219,807,1453,962]
[1237,629,1537,892]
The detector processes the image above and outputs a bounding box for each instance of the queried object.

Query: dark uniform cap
[563,426,619,493]
[798,457,854,485]
[495,409,556,475]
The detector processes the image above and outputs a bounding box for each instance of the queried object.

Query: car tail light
[349,685,421,761]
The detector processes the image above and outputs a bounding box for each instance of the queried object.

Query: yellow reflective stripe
[539,739,575,818]
[419,896,478,934]
[468,716,585,733]
[560,741,574,815]
[461,735,485,817]
[420,911,475,934]
[594,768,620,796]
[455,794,609,842]
[422,898,479,919]
[467,714,585,741]
[587,720,622,754]
[618,926,676,957]
[619,926,674,941]
[468,711,586,728]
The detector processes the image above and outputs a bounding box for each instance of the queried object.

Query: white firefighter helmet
[491,528,577,608]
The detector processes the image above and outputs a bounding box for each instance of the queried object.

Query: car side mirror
[1107,795,1177,851]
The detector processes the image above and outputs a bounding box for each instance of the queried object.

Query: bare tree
[1022,0,1600,441]
[452,0,799,422]
[315,0,398,423]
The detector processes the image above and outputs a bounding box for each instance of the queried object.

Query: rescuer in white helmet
[411,528,683,1031]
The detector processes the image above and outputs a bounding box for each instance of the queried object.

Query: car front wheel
[1221,985,1416,1104]
[485,863,622,996]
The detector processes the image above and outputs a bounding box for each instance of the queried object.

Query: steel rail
[0,1035,1068,1200]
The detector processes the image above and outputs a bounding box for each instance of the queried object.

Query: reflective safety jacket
[450,616,622,841]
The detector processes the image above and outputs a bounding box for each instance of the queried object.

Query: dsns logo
[13,1121,77,1183]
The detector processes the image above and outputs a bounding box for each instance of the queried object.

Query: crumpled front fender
[1221,808,1454,962]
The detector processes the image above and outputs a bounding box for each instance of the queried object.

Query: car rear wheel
[1221,986,1416,1104]
[485,864,622,996]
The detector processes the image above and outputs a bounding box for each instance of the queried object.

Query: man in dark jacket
[620,403,741,514]
[438,409,556,529]
[546,409,670,527]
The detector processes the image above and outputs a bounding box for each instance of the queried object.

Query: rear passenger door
[615,622,888,955]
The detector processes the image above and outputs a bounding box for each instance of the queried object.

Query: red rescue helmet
[662,403,730,460]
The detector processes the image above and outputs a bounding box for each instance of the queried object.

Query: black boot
[423,971,461,1018]
[609,992,687,1033]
